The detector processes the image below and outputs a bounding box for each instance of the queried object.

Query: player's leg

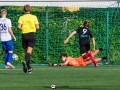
[25,46,33,72]
[85,59,92,65]
[95,58,102,62]
[93,57,107,63]
[6,40,15,69]
[86,58,102,65]
[90,50,99,57]
[89,53,98,67]
[80,45,95,66]
[4,50,9,68]
[80,44,86,56]
[6,51,14,68]
[22,35,29,73]
[22,33,34,73]
[83,43,98,67]
[25,33,35,73]
[1,42,8,68]
[80,44,90,58]
[91,48,103,57]
[86,57,107,65]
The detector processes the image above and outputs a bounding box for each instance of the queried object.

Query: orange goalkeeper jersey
[66,56,86,66]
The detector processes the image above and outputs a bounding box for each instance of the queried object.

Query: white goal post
[0,0,119,8]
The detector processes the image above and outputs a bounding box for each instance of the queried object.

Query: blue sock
[7,53,13,63]
[4,52,9,65]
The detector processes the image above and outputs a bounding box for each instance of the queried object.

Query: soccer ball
[12,54,18,60]
[51,84,56,89]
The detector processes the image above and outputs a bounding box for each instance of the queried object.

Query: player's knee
[27,47,33,54]
[8,51,13,53]
[27,50,32,54]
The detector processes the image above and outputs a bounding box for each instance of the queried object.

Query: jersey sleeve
[18,16,23,24]
[89,30,93,38]
[75,27,80,33]
[34,16,39,24]
[8,19,12,27]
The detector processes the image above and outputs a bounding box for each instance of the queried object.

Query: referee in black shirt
[64,21,98,67]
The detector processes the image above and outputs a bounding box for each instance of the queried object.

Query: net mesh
[0,1,119,65]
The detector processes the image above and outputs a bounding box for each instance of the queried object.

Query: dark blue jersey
[75,27,93,45]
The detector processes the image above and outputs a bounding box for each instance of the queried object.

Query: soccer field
[0,65,120,90]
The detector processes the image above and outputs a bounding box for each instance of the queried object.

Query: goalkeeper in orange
[48,48,107,66]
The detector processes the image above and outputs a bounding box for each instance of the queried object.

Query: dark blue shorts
[1,40,13,51]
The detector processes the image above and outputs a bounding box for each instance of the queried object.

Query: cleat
[28,69,32,74]
[22,62,28,73]
[28,67,32,74]
[7,62,15,69]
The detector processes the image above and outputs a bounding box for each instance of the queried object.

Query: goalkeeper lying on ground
[48,48,107,67]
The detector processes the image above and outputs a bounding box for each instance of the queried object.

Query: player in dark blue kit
[64,21,98,67]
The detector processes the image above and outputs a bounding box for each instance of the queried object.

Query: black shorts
[22,32,35,49]
[79,42,90,54]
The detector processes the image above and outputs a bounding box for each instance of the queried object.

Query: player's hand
[64,39,68,44]
[13,37,16,41]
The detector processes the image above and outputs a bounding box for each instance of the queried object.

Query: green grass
[0,65,120,90]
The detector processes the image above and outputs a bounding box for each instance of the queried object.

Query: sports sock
[25,53,31,68]
[89,54,98,67]
[7,53,13,63]
[4,51,9,65]
[83,53,97,67]
[82,53,91,59]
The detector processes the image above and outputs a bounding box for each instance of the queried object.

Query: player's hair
[83,20,90,26]
[60,53,68,59]
[1,9,7,13]
[24,4,30,12]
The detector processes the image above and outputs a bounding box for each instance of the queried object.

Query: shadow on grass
[43,86,91,89]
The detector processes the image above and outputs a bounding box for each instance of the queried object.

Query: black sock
[99,48,103,51]
[102,56,107,59]
[25,53,31,68]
